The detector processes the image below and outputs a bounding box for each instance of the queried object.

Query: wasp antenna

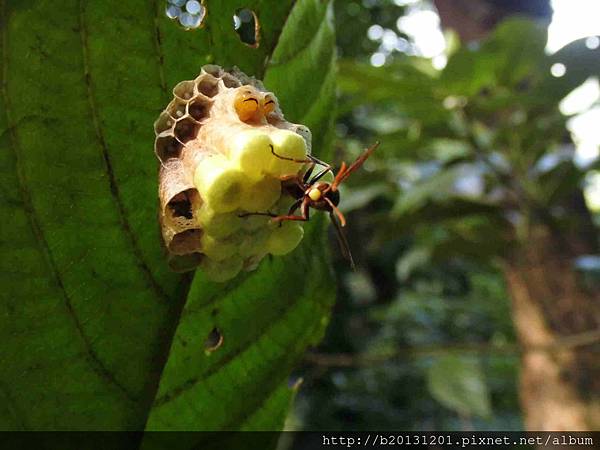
[331,162,348,192]
[332,142,380,190]
[270,144,313,164]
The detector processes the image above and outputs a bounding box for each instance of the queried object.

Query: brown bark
[433,0,551,42]
[502,225,600,430]
[433,0,496,42]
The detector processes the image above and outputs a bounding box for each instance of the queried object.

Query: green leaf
[339,183,390,213]
[337,60,448,123]
[427,355,492,419]
[392,164,468,216]
[533,158,598,206]
[0,0,335,433]
[143,0,337,434]
[534,36,600,104]
[441,18,547,95]
[395,247,431,281]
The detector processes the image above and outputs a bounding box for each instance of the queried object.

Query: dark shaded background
[288,0,600,436]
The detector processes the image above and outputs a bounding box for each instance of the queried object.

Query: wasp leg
[271,198,310,223]
[238,211,277,218]
[238,195,303,223]
[324,197,346,226]
[287,199,302,215]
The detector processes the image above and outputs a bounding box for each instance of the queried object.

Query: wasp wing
[329,212,356,270]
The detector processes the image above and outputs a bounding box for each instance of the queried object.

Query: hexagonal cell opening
[233,8,260,48]
[155,134,184,161]
[202,65,223,77]
[221,73,242,89]
[166,98,188,119]
[154,111,175,135]
[170,228,202,254]
[196,76,219,98]
[174,117,200,143]
[187,97,211,121]
[173,80,196,101]
[167,188,199,220]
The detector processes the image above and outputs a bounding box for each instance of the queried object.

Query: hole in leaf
[165,0,206,30]
[288,375,304,391]
[211,308,219,317]
[233,8,260,48]
[551,62,566,78]
[204,327,223,352]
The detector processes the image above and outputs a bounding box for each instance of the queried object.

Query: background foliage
[289,0,600,437]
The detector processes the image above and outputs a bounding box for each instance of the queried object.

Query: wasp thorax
[155,65,312,281]
[308,188,322,201]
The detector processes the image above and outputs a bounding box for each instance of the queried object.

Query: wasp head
[306,182,340,209]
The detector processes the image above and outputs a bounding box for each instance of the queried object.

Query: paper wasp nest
[155,65,311,282]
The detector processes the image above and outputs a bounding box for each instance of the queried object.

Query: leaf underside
[0,0,336,436]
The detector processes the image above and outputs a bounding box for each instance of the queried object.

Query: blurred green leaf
[395,247,431,281]
[428,216,512,263]
[428,139,473,163]
[390,197,504,232]
[338,60,449,123]
[534,36,600,104]
[441,18,548,95]
[427,355,492,418]
[535,159,585,205]
[392,164,469,216]
[340,183,390,213]
[0,0,335,433]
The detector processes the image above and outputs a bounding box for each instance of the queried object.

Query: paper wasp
[241,142,379,269]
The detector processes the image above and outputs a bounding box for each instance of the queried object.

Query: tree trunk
[433,0,551,42]
[502,225,600,430]
[432,0,598,430]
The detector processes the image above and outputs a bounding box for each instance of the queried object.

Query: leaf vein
[1,0,137,403]
[152,273,305,408]
[78,0,172,304]
[151,229,326,413]
[0,380,28,430]
[151,0,168,100]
